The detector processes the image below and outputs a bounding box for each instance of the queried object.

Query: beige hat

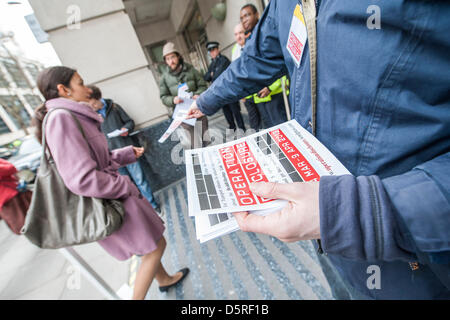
[163,42,179,58]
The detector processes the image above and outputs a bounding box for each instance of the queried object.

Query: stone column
[28,0,168,128]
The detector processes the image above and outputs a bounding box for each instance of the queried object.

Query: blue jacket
[197,0,450,299]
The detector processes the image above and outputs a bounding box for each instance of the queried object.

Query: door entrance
[182,2,208,74]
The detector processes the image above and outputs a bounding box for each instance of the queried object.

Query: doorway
[181,2,208,74]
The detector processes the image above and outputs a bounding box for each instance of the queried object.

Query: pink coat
[45,98,164,260]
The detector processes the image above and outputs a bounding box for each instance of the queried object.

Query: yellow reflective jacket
[246,76,289,104]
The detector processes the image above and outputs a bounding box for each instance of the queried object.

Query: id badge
[286,4,308,68]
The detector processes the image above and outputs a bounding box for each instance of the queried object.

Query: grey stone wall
[130,118,186,192]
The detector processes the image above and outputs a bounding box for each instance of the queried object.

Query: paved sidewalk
[144,178,333,300]
[0,114,334,300]
[0,220,130,300]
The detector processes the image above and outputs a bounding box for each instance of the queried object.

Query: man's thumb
[250,182,297,202]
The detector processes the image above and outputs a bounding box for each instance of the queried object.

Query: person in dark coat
[87,85,161,214]
[204,41,245,131]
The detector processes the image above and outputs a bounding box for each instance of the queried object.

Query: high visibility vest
[252,76,290,104]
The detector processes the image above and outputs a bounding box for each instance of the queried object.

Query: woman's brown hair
[33,66,77,144]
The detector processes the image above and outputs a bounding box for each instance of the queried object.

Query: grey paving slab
[148,176,334,300]
[0,220,129,300]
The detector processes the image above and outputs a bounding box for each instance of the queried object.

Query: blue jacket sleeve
[196,0,288,115]
[319,152,450,263]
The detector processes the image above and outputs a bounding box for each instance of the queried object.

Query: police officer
[204,41,245,131]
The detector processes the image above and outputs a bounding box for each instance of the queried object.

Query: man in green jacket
[159,42,209,149]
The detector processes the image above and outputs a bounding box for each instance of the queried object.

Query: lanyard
[301,0,317,137]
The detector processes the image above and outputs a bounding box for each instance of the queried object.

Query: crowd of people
[1,1,448,301]
[1,3,288,301]
[159,3,290,146]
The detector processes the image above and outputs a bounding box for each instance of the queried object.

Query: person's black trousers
[258,93,288,127]
[244,98,261,131]
[222,101,246,131]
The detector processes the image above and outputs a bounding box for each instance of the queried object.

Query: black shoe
[159,268,190,293]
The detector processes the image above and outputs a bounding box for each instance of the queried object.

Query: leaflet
[173,101,196,127]
[107,128,128,138]
[195,212,240,243]
[173,83,196,127]
[186,120,350,218]
[159,83,197,143]
[158,118,184,144]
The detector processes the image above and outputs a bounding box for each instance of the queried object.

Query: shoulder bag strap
[301,0,323,253]
[42,108,99,169]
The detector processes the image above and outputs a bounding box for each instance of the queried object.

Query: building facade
[0,32,44,146]
[28,0,267,127]
[25,0,269,190]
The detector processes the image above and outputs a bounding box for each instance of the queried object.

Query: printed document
[185,120,351,242]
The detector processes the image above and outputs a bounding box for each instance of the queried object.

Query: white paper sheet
[186,120,351,242]
[158,118,184,144]
[173,83,196,127]
[107,128,128,138]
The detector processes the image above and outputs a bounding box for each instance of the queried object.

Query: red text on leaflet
[234,142,274,204]
[219,146,257,206]
[288,31,303,61]
[269,129,320,182]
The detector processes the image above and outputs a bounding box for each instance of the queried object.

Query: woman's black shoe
[159,268,190,293]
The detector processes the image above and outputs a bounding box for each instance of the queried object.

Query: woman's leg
[153,261,183,287]
[132,237,183,300]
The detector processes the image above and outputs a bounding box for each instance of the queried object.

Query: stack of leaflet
[194,213,240,243]
[185,120,351,243]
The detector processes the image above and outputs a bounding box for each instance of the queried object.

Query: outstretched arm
[195,0,288,116]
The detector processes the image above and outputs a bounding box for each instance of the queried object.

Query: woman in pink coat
[33,66,189,300]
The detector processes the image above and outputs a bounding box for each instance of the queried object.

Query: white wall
[198,0,264,59]
[29,0,125,31]
[49,12,148,83]
[170,0,196,33]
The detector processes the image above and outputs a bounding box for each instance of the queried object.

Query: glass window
[1,58,30,88]
[0,70,9,88]
[26,63,40,83]
[0,95,31,129]
[0,45,7,56]
[23,94,43,110]
[182,3,208,73]
[0,115,10,134]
